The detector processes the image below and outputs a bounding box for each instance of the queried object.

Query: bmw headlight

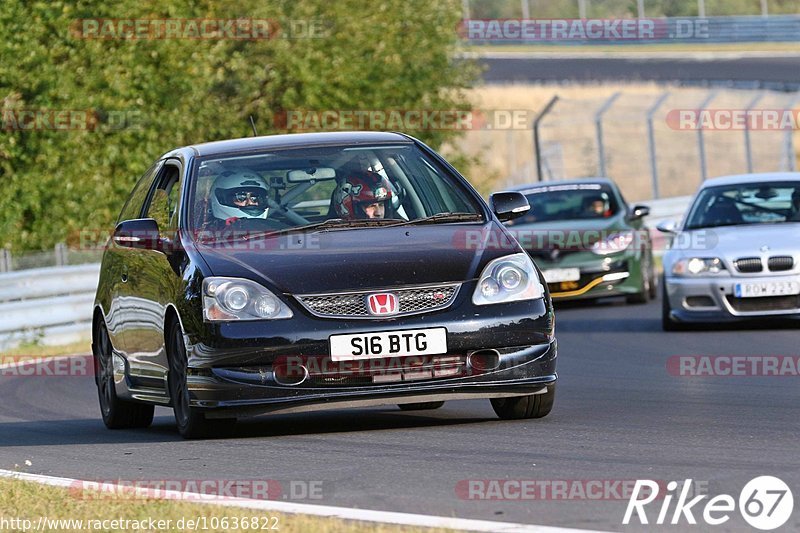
[671,257,727,276]
[203,277,293,321]
[472,253,545,306]
[591,231,636,255]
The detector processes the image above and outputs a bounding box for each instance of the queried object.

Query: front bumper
[193,341,557,418]
[180,293,557,418]
[665,274,800,322]
[530,252,643,301]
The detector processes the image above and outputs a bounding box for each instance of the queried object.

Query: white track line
[0,470,611,533]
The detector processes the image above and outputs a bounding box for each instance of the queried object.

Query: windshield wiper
[388,212,484,227]
[242,218,402,239]
[200,214,483,243]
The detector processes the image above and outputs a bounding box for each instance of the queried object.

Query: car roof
[506,178,617,195]
[162,131,412,159]
[698,172,800,189]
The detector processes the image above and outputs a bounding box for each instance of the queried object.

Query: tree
[0,0,478,252]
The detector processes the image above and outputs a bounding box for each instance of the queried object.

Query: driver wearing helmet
[210,171,270,226]
[583,193,611,217]
[333,171,393,220]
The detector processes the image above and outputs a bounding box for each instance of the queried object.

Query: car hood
[671,223,800,260]
[193,222,518,294]
[507,216,627,250]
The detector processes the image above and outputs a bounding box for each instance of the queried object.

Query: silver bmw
[659,173,800,330]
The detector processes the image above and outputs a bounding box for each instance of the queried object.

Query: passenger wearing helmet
[333,171,394,220]
[210,171,270,225]
[790,189,800,221]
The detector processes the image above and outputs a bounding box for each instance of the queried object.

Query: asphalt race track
[1,296,798,532]
[481,55,800,90]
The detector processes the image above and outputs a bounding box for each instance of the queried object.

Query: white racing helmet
[210,171,270,220]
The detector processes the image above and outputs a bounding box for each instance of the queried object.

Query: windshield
[685,181,800,230]
[507,183,620,225]
[188,144,483,240]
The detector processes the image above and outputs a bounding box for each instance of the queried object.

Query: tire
[661,276,684,332]
[167,321,235,439]
[491,385,555,420]
[398,401,445,411]
[626,252,653,304]
[93,320,154,429]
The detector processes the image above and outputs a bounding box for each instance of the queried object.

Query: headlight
[203,277,293,321]
[472,253,545,306]
[671,257,727,276]
[591,231,636,255]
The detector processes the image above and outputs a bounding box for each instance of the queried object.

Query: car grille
[726,295,800,313]
[734,257,763,273]
[306,355,467,386]
[296,284,460,319]
[768,256,794,272]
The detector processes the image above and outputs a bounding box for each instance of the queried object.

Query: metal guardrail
[0,195,695,349]
[0,264,100,350]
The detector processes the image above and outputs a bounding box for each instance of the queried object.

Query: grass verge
[0,477,447,533]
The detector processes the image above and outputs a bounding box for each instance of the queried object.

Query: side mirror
[656,219,678,234]
[627,204,651,221]
[490,191,530,222]
[113,218,162,250]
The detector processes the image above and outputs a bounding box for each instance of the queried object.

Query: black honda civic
[92,131,557,438]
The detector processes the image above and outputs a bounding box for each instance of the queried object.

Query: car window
[188,144,483,236]
[117,162,161,223]
[144,162,181,232]
[508,183,620,225]
[685,181,800,230]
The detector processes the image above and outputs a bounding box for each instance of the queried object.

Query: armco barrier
[0,264,100,350]
[0,195,693,348]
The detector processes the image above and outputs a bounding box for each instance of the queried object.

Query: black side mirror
[490,192,530,222]
[627,204,650,221]
[113,218,162,250]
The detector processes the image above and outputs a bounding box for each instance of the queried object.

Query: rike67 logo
[624,476,793,530]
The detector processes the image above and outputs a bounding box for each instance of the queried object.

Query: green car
[503,179,657,303]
